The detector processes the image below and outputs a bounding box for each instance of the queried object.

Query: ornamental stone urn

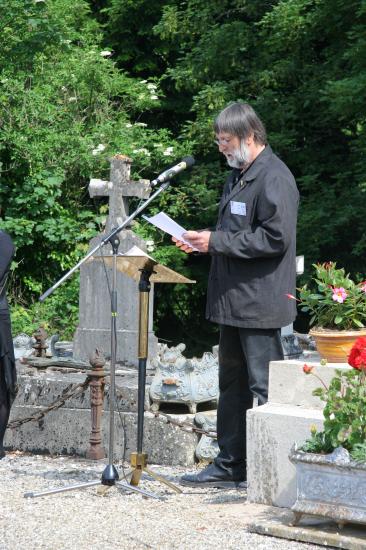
[149,343,218,413]
[289,446,366,528]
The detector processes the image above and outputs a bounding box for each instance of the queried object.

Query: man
[174,102,299,488]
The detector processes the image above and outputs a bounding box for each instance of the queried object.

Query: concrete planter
[289,446,366,527]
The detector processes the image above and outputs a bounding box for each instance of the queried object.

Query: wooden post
[86,350,106,460]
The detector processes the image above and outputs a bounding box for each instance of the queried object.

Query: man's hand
[184,230,211,253]
[172,230,211,254]
[172,236,194,254]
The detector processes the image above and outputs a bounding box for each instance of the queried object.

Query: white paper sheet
[143,212,198,250]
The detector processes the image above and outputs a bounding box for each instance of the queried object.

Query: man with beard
[174,102,299,487]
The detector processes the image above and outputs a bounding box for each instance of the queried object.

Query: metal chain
[7,376,91,430]
[8,374,216,439]
[111,385,218,439]
[150,410,217,439]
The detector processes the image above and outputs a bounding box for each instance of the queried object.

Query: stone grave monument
[73,155,158,365]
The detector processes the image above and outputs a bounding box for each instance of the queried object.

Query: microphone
[150,156,195,187]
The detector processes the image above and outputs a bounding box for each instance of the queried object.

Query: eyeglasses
[214,136,233,146]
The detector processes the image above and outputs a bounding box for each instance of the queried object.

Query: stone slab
[268,360,351,409]
[6,367,199,466]
[247,403,324,508]
[248,506,366,550]
[14,370,146,412]
[5,406,198,466]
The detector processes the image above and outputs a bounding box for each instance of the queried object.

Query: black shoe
[180,463,247,489]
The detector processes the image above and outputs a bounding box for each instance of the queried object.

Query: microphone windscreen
[182,155,195,168]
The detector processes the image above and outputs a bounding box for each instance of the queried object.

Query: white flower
[125,123,133,128]
[150,95,159,100]
[146,240,155,252]
[147,83,157,90]
[61,86,67,92]
[100,50,112,57]
[92,144,106,156]
[135,122,147,127]
[163,146,174,156]
[68,97,77,102]
[140,80,148,84]
[132,148,151,156]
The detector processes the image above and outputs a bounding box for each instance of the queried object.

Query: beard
[226,140,250,169]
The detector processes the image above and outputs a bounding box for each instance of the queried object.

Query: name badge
[230,201,246,216]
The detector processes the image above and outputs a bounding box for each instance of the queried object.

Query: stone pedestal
[247,359,351,508]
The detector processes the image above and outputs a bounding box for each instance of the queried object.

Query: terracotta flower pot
[310,327,366,363]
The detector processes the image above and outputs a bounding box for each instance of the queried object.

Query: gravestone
[73,155,158,365]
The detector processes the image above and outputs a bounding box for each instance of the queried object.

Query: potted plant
[289,337,366,527]
[288,262,366,362]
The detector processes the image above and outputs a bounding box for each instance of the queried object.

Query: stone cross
[73,155,158,366]
[89,155,151,234]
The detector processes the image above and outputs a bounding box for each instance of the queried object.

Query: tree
[0,0,180,336]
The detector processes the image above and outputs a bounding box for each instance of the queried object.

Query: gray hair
[214,102,267,145]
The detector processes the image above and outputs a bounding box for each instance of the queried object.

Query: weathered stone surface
[247,403,324,507]
[5,370,198,466]
[5,406,198,466]
[247,359,352,509]
[14,371,141,412]
[249,506,366,550]
[268,360,351,409]
[73,155,157,365]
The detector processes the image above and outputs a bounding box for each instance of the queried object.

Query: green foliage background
[1,0,366,354]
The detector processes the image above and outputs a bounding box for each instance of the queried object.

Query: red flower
[286,293,297,300]
[348,337,366,370]
[303,364,314,374]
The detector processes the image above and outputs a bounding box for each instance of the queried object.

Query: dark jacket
[0,230,16,404]
[0,231,15,312]
[206,145,299,329]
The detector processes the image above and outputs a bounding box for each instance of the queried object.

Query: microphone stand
[25,180,172,500]
[39,181,171,303]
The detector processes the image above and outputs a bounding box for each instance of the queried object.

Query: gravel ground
[0,452,323,550]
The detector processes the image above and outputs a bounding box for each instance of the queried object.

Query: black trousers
[214,325,283,479]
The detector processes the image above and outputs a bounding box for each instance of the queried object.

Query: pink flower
[286,293,297,301]
[360,281,366,293]
[332,287,348,303]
